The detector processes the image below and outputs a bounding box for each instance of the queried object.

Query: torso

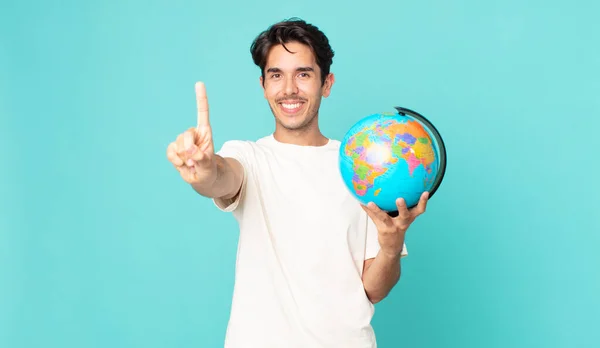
[217,135,377,348]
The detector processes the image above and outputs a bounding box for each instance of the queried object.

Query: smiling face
[260,41,334,134]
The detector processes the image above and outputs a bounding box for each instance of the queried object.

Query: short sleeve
[365,213,408,260]
[212,140,252,213]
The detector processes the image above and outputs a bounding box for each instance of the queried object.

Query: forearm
[362,250,403,304]
[190,155,242,199]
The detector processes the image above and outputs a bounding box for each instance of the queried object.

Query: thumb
[189,148,212,164]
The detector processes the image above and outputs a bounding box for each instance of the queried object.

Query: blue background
[1,0,599,347]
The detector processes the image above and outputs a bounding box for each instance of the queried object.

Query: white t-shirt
[213,134,407,348]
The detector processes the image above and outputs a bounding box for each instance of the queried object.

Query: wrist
[379,248,403,262]
[189,160,219,196]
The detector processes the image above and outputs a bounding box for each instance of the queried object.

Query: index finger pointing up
[195,81,209,128]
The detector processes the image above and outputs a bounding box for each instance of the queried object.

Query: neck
[273,122,328,147]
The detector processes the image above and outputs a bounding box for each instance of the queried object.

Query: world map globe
[339,106,447,215]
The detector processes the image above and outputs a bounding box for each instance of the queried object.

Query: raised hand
[166,82,217,184]
[361,191,429,258]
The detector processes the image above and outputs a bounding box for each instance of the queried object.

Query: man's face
[260,41,334,132]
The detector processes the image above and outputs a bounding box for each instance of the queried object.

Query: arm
[362,251,402,304]
[167,82,244,202]
[190,155,244,200]
[360,192,429,304]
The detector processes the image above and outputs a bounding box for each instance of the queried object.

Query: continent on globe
[339,107,446,211]
[344,118,436,198]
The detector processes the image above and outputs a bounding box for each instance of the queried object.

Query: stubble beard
[269,103,319,132]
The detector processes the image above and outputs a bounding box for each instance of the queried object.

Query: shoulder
[215,135,274,163]
[328,139,341,149]
[216,135,269,152]
[320,138,341,156]
[215,140,251,159]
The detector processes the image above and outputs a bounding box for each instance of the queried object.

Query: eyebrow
[266,66,315,73]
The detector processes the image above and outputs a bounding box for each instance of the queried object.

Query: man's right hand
[167,81,217,185]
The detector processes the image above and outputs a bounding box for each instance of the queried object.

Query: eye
[298,72,310,78]
[271,73,281,79]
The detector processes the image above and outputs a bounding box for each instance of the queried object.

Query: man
[166,18,428,348]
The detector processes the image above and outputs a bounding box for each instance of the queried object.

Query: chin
[278,118,308,131]
[269,102,317,131]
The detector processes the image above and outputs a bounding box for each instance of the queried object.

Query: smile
[279,101,305,114]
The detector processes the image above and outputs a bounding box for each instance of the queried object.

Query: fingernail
[186,159,194,166]
[187,145,197,155]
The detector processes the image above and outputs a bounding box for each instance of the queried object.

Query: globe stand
[392,105,447,206]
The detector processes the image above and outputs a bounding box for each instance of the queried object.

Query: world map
[343,117,436,198]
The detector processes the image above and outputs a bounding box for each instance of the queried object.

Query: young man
[166,18,429,348]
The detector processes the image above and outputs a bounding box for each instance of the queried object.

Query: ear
[259,76,266,98]
[322,73,335,98]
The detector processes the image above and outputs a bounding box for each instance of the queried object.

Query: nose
[284,75,299,96]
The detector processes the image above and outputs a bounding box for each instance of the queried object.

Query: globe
[339,106,447,215]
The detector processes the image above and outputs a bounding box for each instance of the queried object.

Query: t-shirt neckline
[266,133,336,150]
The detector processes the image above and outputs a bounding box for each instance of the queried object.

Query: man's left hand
[361,191,429,258]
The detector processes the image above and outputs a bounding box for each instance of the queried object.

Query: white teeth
[282,103,301,109]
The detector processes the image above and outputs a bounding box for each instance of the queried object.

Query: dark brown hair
[250,18,335,86]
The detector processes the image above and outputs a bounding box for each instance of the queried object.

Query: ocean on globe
[339,107,447,213]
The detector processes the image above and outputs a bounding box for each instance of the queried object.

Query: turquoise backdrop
[1,0,599,347]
